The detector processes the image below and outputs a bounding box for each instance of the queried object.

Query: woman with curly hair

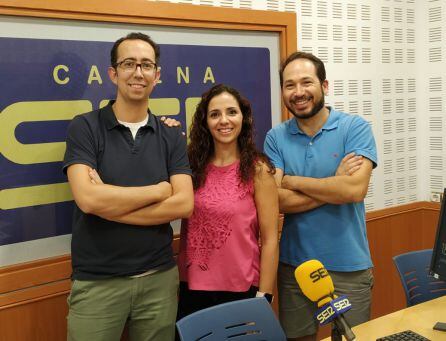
[177,84,279,318]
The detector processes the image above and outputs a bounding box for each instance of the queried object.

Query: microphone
[295,260,356,341]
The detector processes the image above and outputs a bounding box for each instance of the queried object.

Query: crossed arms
[275,153,373,214]
[67,164,193,226]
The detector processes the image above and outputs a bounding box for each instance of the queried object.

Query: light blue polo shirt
[264,108,377,271]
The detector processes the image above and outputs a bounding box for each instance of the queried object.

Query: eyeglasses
[114,59,157,73]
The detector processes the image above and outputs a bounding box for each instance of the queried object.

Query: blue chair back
[393,249,446,306]
[176,297,286,341]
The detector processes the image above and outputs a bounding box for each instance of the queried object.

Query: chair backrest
[393,249,446,306]
[176,297,286,341]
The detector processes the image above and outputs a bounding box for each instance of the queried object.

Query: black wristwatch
[264,293,274,303]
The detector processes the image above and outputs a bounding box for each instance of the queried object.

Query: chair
[393,249,446,306]
[176,297,286,341]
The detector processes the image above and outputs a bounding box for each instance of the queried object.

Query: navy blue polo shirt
[63,102,191,280]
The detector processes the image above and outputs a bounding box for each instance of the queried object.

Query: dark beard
[287,96,325,120]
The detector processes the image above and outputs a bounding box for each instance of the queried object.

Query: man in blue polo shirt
[63,32,193,341]
[264,51,377,341]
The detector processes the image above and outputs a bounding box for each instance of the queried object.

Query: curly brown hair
[188,84,275,189]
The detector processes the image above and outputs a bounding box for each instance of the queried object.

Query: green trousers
[67,266,179,341]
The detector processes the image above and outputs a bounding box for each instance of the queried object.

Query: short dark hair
[110,32,160,66]
[279,51,326,87]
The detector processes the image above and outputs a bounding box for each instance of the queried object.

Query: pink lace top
[178,160,260,291]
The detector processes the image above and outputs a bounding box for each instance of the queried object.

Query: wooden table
[321,296,446,340]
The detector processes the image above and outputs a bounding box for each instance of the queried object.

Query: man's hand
[160,116,185,135]
[154,182,173,200]
[335,152,363,176]
[89,168,103,184]
[160,116,181,127]
[281,174,294,191]
[88,168,172,201]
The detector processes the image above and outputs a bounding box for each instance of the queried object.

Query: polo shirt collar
[103,100,156,131]
[288,106,340,135]
[322,107,340,131]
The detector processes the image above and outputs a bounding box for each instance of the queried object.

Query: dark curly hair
[188,84,275,189]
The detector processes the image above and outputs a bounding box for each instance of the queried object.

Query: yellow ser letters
[0,100,91,209]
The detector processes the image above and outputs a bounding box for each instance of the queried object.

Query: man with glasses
[63,32,193,341]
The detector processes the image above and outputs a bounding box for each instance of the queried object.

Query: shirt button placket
[306,140,314,160]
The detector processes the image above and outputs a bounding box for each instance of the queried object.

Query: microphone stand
[331,315,356,341]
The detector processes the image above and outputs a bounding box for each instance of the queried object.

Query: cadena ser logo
[315,296,352,325]
[0,37,272,246]
[310,267,329,283]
